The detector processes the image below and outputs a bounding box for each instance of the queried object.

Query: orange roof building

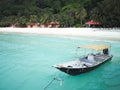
[85,20,100,27]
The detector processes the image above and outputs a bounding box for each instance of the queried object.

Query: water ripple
[102,64,120,88]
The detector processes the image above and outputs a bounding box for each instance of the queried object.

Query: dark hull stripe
[56,57,112,76]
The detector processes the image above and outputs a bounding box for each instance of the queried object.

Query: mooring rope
[44,78,55,90]
[44,73,68,90]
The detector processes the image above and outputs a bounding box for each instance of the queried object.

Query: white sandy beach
[0,28,120,41]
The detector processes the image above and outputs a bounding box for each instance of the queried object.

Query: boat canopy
[80,44,110,51]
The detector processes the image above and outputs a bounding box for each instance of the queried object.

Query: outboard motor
[103,48,109,55]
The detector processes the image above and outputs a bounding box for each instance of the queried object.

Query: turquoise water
[0,33,120,90]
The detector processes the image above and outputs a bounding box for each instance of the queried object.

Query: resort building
[48,21,59,28]
[26,21,59,28]
[27,23,39,28]
[85,20,100,27]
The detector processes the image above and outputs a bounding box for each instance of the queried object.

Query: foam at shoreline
[0,28,120,41]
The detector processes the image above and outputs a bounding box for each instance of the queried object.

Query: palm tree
[75,7,87,25]
[17,16,27,27]
[29,15,38,23]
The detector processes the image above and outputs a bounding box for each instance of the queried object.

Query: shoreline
[0,28,120,41]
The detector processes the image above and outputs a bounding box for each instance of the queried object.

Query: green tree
[17,16,27,27]
[90,0,120,27]
[0,0,119,27]
[0,16,18,27]
[29,15,38,23]
[75,7,87,25]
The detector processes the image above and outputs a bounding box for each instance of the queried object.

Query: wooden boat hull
[55,56,112,76]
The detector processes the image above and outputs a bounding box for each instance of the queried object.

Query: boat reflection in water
[53,44,113,76]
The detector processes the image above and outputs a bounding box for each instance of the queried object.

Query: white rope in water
[44,73,68,90]
[44,78,55,90]
[44,77,62,90]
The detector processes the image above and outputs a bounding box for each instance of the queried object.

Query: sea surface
[0,32,120,90]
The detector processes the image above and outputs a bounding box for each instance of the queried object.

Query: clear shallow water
[0,33,120,90]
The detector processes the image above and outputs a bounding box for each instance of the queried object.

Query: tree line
[0,0,119,27]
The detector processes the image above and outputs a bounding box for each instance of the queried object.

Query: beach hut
[85,20,100,27]
[27,23,39,28]
[48,21,59,28]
